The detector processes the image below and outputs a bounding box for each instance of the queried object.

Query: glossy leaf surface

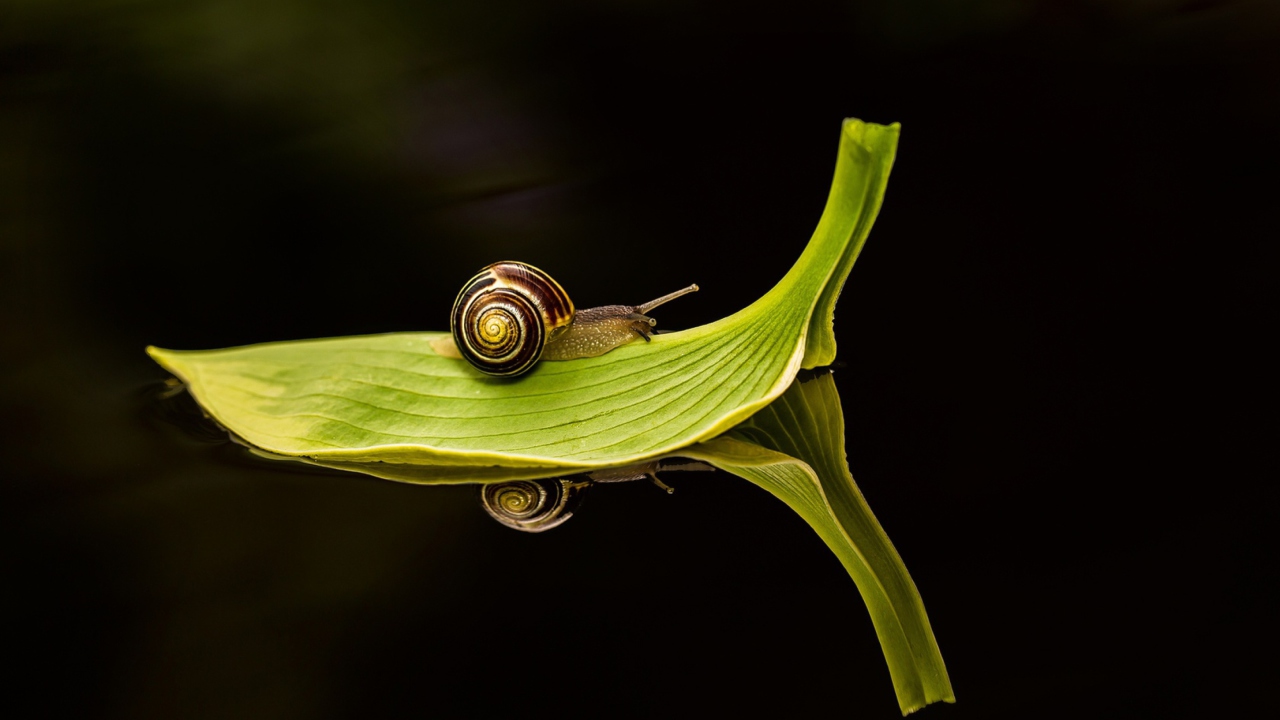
[148,119,899,468]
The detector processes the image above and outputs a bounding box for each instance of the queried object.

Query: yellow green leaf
[147,118,899,468]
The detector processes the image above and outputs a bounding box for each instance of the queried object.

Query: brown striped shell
[450,261,575,377]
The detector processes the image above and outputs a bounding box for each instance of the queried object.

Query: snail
[436,261,699,377]
[479,460,714,533]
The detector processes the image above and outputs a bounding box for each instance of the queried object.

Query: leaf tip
[842,117,903,142]
[145,345,170,366]
[900,691,956,716]
[145,345,190,382]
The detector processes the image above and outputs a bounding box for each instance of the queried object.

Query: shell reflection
[480,478,589,533]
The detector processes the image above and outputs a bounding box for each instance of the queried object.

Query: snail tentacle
[635,283,699,314]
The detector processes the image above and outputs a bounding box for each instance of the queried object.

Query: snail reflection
[479,460,712,533]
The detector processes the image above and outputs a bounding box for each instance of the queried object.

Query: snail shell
[479,478,589,533]
[450,262,575,377]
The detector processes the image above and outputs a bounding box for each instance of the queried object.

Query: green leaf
[684,372,954,715]
[148,118,899,468]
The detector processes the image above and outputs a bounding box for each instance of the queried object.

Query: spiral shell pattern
[451,262,575,377]
[479,479,585,533]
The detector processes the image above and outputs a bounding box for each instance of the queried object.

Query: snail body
[447,261,698,377]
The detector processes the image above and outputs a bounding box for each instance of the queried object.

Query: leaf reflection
[686,372,955,714]
[151,370,953,714]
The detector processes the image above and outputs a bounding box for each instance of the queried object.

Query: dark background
[2,1,1274,717]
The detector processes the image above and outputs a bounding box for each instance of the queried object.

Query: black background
[2,1,1275,717]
